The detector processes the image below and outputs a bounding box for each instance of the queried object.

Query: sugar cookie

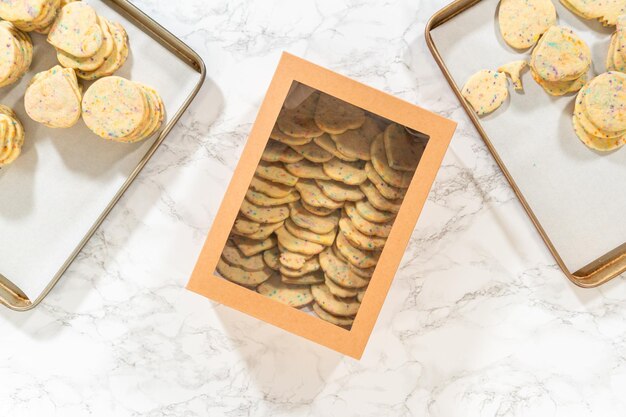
[289,201,340,234]
[240,199,289,224]
[284,218,336,246]
[47,2,102,58]
[312,303,354,326]
[25,65,82,128]
[339,214,387,251]
[344,201,392,238]
[255,160,299,186]
[530,26,590,82]
[325,276,358,298]
[232,234,277,257]
[335,229,381,269]
[245,189,299,207]
[221,240,266,272]
[313,133,358,161]
[364,162,406,200]
[257,275,313,307]
[461,69,509,115]
[497,60,528,91]
[498,0,556,49]
[359,181,402,213]
[332,117,382,161]
[319,247,370,289]
[263,247,281,270]
[216,258,272,287]
[311,284,360,317]
[289,140,334,163]
[0,105,25,167]
[322,158,367,185]
[261,140,304,164]
[249,175,293,198]
[282,272,324,285]
[355,200,396,223]
[314,93,365,134]
[370,133,412,188]
[295,179,344,210]
[383,123,425,172]
[316,179,365,202]
[284,159,331,180]
[277,92,324,138]
[275,226,325,256]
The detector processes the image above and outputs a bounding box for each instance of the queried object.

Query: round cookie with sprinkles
[295,179,344,210]
[355,200,396,223]
[250,175,293,198]
[282,271,325,285]
[370,133,413,188]
[316,179,365,202]
[257,275,313,307]
[261,140,304,164]
[339,214,387,250]
[0,105,25,167]
[335,231,381,269]
[275,225,325,256]
[313,133,358,161]
[582,72,626,133]
[498,0,556,49]
[25,65,82,128]
[530,26,591,83]
[240,199,289,224]
[277,92,324,138]
[322,158,368,185]
[461,69,509,116]
[319,247,370,289]
[313,302,354,327]
[0,21,33,87]
[344,201,392,238]
[284,159,331,180]
[263,246,281,270]
[221,240,266,272]
[289,201,340,234]
[216,258,273,287]
[82,76,164,142]
[332,117,382,161]
[255,160,299,186]
[47,1,103,58]
[311,284,360,317]
[76,22,129,81]
[245,189,299,207]
[231,220,283,240]
[314,93,366,134]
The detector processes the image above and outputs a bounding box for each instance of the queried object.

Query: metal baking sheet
[0,0,205,310]
[427,0,626,286]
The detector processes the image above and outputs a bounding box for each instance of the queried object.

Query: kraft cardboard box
[187,53,456,359]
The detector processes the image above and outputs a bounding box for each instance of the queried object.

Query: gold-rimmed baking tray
[0,0,206,310]
[426,0,626,287]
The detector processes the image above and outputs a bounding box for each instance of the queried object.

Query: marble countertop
[2,0,626,415]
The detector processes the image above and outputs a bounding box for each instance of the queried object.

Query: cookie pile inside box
[217,85,427,329]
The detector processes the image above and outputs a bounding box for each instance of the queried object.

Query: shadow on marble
[213,303,344,400]
[0,76,225,337]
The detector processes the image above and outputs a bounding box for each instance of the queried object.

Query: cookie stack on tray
[0,0,72,34]
[218,89,426,328]
[0,21,33,87]
[48,1,128,80]
[0,105,25,166]
[607,15,626,72]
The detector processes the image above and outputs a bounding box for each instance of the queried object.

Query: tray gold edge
[424,0,626,288]
[0,0,207,311]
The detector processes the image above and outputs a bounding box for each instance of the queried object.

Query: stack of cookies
[0,105,25,167]
[0,0,67,33]
[607,15,626,72]
[81,76,164,143]
[529,26,591,96]
[218,90,426,328]
[24,65,82,128]
[572,72,626,151]
[48,1,128,80]
[0,21,32,88]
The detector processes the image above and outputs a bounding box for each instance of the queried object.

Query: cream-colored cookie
[355,200,396,223]
[325,276,358,298]
[263,246,281,270]
[76,22,129,80]
[335,232,380,269]
[56,16,114,71]
[249,175,293,198]
[370,133,412,188]
[269,124,312,146]
[344,202,392,238]
[245,189,299,207]
[332,245,376,278]
[277,92,324,138]
[0,105,25,167]
[231,220,284,240]
[331,117,382,161]
[221,240,266,272]
[339,214,387,251]
[498,0,556,49]
[82,76,146,140]
[275,225,325,256]
[25,65,81,128]
[313,133,358,161]
[0,0,49,22]
[322,158,367,185]
[295,179,344,210]
[289,201,341,234]
[530,67,587,96]
[319,247,370,289]
[356,288,366,303]
[216,258,273,287]
[255,160,299,186]
[280,256,320,278]
[314,93,365,134]
[289,140,334,163]
[497,60,528,91]
[383,123,425,172]
[0,22,32,87]
[530,26,591,82]
[572,114,625,151]
[233,216,259,235]
[316,179,364,202]
[364,162,406,200]
[311,284,360,317]
[232,234,277,257]
[257,275,313,307]
[261,139,304,164]
[574,85,626,140]
[360,181,402,213]
[278,243,312,269]
[284,159,331,180]
[240,199,289,224]
[313,302,355,326]
[301,201,338,216]
[47,2,102,58]
[583,72,626,132]
[284,218,336,246]
[282,272,325,285]
[461,69,509,115]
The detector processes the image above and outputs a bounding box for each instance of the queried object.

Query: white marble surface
[2,0,626,415]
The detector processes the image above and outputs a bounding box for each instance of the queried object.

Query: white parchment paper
[0,1,201,299]
[431,0,626,272]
